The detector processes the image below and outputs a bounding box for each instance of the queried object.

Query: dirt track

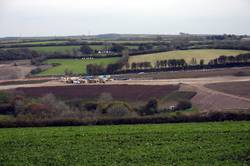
[2,75,250,90]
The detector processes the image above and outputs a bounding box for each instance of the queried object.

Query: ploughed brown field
[15,85,179,101]
[206,81,250,99]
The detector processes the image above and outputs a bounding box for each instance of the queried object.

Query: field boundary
[1,111,250,128]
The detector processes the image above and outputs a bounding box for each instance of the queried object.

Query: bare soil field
[0,79,53,86]
[0,60,35,80]
[180,84,250,111]
[15,85,179,101]
[206,81,250,99]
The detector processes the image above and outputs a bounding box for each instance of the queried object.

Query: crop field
[16,84,179,101]
[128,49,250,65]
[38,57,119,75]
[206,81,250,99]
[0,121,249,165]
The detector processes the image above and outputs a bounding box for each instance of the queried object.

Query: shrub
[39,94,72,117]
[0,92,11,104]
[30,68,42,75]
[23,103,50,119]
[0,104,14,115]
[84,102,97,111]
[80,45,93,54]
[139,98,159,115]
[104,102,136,118]
[176,100,192,110]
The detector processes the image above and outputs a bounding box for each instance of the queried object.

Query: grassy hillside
[0,121,249,165]
[128,49,250,65]
[38,57,120,76]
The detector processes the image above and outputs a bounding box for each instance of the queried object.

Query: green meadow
[38,57,120,75]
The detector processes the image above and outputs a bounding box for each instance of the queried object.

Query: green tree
[200,59,205,66]
[80,45,93,54]
[110,44,125,53]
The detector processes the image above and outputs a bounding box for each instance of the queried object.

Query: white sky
[0,0,250,37]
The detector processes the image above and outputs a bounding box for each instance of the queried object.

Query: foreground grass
[0,121,249,165]
[38,57,120,75]
[129,49,250,65]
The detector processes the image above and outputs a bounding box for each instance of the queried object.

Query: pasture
[29,45,138,53]
[20,40,68,45]
[0,121,249,165]
[38,57,120,75]
[30,45,81,53]
[128,49,250,66]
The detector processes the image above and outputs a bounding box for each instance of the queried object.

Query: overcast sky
[0,0,250,37]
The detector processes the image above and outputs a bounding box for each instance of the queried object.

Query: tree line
[208,53,250,65]
[114,53,250,74]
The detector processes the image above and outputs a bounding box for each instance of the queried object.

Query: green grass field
[30,45,81,53]
[21,40,68,45]
[30,45,138,53]
[38,57,120,76]
[0,121,249,165]
[129,49,250,66]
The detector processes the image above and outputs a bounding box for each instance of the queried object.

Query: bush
[0,104,14,115]
[30,68,42,75]
[16,94,80,120]
[39,94,73,117]
[84,102,97,111]
[22,103,50,119]
[104,102,136,118]
[176,100,192,110]
[139,98,159,115]
[80,45,93,54]
[0,92,11,104]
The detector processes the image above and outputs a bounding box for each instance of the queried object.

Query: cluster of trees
[131,59,187,70]
[110,44,125,53]
[0,48,39,60]
[155,59,187,68]
[131,62,152,70]
[138,44,154,51]
[86,64,106,75]
[209,53,250,65]
[79,45,93,54]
